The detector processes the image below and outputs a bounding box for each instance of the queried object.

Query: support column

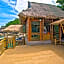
[50,24,53,43]
[50,24,52,40]
[42,18,44,40]
[59,24,61,44]
[28,17,31,41]
[40,20,42,40]
[50,19,53,43]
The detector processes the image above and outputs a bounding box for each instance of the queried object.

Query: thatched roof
[0,28,2,33]
[3,25,23,32]
[51,19,64,25]
[19,2,64,19]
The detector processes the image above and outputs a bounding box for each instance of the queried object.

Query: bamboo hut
[18,2,64,43]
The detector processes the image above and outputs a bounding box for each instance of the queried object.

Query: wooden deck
[0,45,64,64]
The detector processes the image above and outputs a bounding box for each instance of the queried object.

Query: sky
[0,0,57,27]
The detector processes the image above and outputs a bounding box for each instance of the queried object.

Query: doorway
[31,21,40,41]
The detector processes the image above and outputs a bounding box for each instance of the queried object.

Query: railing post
[54,36,56,45]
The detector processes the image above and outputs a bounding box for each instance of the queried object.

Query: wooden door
[31,21,40,41]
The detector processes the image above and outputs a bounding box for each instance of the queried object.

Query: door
[31,21,40,41]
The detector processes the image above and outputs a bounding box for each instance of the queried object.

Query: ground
[0,44,64,64]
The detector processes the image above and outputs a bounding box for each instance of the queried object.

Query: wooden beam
[31,19,41,22]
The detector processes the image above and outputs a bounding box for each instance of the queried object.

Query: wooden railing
[7,36,16,48]
[53,36,61,45]
[0,43,4,55]
[0,38,6,55]
[0,36,16,55]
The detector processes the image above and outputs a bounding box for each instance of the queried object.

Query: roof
[0,28,5,33]
[0,28,2,32]
[51,19,64,25]
[3,25,23,32]
[19,2,64,19]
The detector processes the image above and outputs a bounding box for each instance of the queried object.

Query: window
[31,21,40,32]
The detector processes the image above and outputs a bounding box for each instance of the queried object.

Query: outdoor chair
[16,37,25,45]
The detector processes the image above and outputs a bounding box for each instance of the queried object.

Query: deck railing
[0,38,6,55]
[0,36,16,55]
[7,36,16,48]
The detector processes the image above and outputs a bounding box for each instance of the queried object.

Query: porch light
[39,19,41,21]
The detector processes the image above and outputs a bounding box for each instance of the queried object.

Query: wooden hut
[18,2,64,43]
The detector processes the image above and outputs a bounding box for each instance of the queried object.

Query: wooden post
[6,32,8,49]
[54,36,56,45]
[50,24,53,43]
[50,24,51,40]
[42,18,44,40]
[59,24,61,44]
[28,17,31,41]
[51,24,53,43]
[40,20,42,40]
[50,19,53,43]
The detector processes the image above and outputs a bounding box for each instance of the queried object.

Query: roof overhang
[51,19,64,25]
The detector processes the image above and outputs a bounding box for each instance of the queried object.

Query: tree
[56,0,64,10]
[5,18,20,27]
[5,18,26,33]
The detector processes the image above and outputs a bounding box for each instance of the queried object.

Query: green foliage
[5,18,26,33]
[56,0,64,5]
[56,0,64,10]
[5,18,20,27]
[57,5,62,8]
